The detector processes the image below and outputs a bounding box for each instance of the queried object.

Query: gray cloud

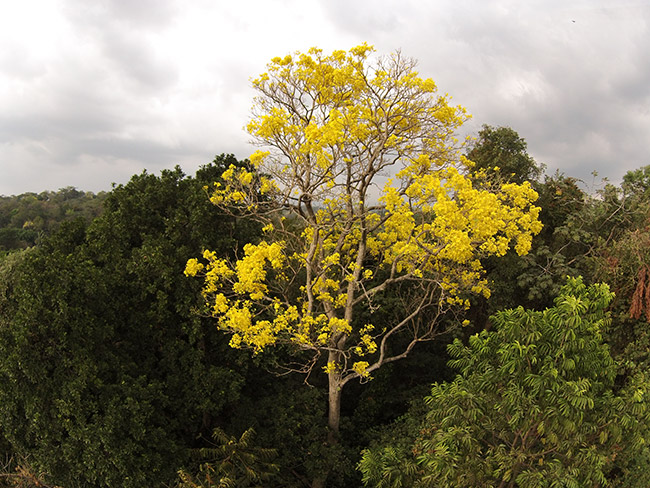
[1,0,650,196]
[63,1,179,93]
[387,0,650,185]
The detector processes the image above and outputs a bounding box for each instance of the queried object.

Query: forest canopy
[1,44,649,488]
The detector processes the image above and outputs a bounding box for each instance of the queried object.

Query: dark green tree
[0,188,105,252]
[466,125,544,184]
[178,428,279,488]
[0,156,260,487]
[589,166,650,382]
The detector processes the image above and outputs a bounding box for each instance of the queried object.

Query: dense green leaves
[466,124,544,184]
[0,157,257,487]
[178,428,279,488]
[360,278,650,487]
[0,187,106,252]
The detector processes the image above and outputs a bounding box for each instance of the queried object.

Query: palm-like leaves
[178,428,278,488]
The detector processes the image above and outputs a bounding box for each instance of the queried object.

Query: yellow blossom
[352,361,370,377]
[323,361,339,374]
[184,258,204,277]
[185,44,542,385]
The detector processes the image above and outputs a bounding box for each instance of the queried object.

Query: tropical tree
[466,124,544,185]
[177,428,278,488]
[359,277,650,487]
[187,43,542,486]
[590,166,650,379]
[0,188,106,252]
[0,159,258,487]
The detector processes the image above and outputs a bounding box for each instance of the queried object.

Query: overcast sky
[1,0,649,196]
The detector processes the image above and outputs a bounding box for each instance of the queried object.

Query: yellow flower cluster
[375,165,542,286]
[323,361,340,374]
[185,44,544,381]
[222,301,303,353]
[208,163,278,208]
[232,242,285,300]
[353,324,378,357]
[352,361,370,377]
[184,258,204,277]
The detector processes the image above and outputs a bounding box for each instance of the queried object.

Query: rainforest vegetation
[1,46,650,487]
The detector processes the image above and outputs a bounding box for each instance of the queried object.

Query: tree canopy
[0,187,105,252]
[0,159,258,487]
[360,277,650,487]
[466,124,544,184]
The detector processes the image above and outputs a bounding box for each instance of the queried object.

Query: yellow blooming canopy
[186,44,542,386]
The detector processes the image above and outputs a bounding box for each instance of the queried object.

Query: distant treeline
[0,187,107,252]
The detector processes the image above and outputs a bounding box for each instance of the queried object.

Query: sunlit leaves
[360,278,650,487]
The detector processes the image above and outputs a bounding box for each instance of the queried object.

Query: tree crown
[187,45,543,383]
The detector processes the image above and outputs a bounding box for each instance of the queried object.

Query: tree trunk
[327,369,342,444]
[311,357,344,488]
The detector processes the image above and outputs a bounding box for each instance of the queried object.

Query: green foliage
[0,157,259,487]
[0,456,62,488]
[222,370,351,488]
[594,165,650,314]
[178,428,278,488]
[535,172,586,239]
[589,165,650,396]
[0,188,105,251]
[503,171,590,309]
[466,129,573,315]
[466,124,544,184]
[359,277,650,487]
[621,165,650,200]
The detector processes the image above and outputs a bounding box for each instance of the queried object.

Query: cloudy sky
[1,0,649,196]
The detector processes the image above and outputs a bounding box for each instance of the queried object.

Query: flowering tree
[186,45,542,452]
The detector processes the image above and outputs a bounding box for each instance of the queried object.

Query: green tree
[178,428,278,488]
[466,124,544,184]
[590,166,650,380]
[359,277,650,487]
[488,171,589,312]
[0,158,258,487]
[0,187,106,253]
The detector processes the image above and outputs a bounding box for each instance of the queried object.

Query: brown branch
[629,266,647,320]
